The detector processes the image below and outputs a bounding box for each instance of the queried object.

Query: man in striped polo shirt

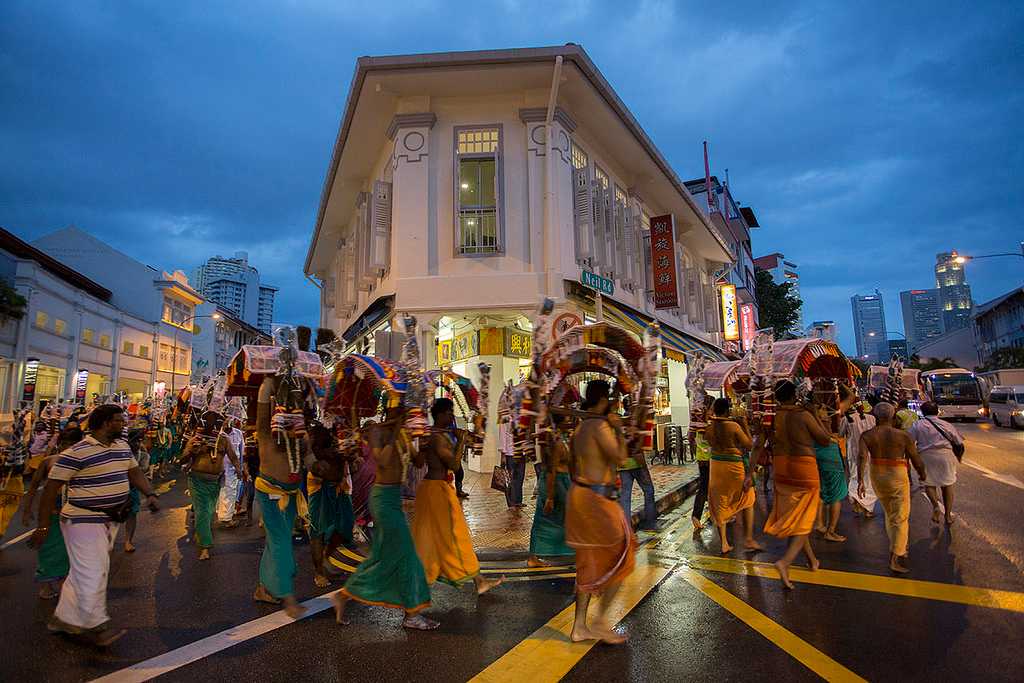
[30,404,159,646]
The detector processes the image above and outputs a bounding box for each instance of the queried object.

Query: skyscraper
[899,289,943,354]
[851,290,888,363]
[935,252,972,332]
[191,252,277,334]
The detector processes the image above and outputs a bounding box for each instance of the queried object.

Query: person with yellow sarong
[706,398,762,554]
[763,380,832,589]
[858,402,926,574]
[566,380,635,645]
[412,399,503,594]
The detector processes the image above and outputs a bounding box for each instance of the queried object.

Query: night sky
[2,1,1021,353]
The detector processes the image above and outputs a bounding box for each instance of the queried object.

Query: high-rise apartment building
[753,252,802,335]
[191,252,277,333]
[935,252,972,332]
[851,290,888,363]
[899,289,943,354]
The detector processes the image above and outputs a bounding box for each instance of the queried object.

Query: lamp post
[170,312,220,395]
[952,243,1024,265]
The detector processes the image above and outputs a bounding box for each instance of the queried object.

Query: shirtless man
[763,380,832,589]
[253,376,307,618]
[307,424,356,588]
[412,399,503,594]
[335,408,435,630]
[858,402,926,573]
[179,411,243,561]
[705,398,761,554]
[566,380,634,645]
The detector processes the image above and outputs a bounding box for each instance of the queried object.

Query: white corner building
[305,45,734,471]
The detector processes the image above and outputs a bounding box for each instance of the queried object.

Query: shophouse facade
[304,46,733,472]
[190,301,271,379]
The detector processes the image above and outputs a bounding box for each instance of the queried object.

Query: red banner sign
[740,304,756,351]
[650,214,679,309]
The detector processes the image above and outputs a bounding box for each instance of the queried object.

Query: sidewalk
[447,462,699,556]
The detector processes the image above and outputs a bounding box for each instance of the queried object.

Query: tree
[908,354,959,372]
[0,278,26,326]
[753,268,803,340]
[976,347,1024,372]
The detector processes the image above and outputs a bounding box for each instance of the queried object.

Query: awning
[342,295,395,343]
[567,283,727,362]
[704,360,743,391]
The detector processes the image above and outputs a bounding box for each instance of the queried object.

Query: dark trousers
[504,456,527,507]
[455,464,465,493]
[692,460,710,520]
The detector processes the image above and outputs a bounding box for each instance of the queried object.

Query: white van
[988,385,1024,429]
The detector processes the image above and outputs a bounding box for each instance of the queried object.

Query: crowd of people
[1,368,967,650]
[689,380,965,584]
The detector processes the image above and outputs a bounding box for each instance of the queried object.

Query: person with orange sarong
[705,398,761,554]
[857,402,926,574]
[412,399,502,593]
[763,380,832,589]
[566,381,634,645]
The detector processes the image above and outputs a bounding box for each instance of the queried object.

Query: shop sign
[479,327,504,356]
[504,328,532,358]
[649,214,679,309]
[451,330,479,362]
[721,284,739,341]
[740,304,756,351]
[22,358,39,403]
[552,312,582,340]
[580,270,614,296]
[75,369,89,402]
[436,339,452,366]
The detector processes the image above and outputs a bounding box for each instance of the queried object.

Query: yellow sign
[721,284,739,341]
[479,327,504,356]
[504,329,532,358]
[436,339,452,365]
[451,331,479,362]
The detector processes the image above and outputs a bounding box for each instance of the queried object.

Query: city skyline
[1,3,1020,354]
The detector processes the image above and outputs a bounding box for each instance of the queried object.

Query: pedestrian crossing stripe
[685,554,1024,613]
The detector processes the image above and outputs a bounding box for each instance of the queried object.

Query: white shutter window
[334,249,350,313]
[642,231,653,297]
[571,164,594,265]
[370,180,392,273]
[593,167,613,274]
[337,240,358,316]
[323,276,336,310]
[591,178,607,271]
[357,193,374,292]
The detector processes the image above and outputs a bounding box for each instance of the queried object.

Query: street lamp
[953,243,1024,265]
[170,312,221,395]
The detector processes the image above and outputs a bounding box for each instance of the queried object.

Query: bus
[920,368,986,422]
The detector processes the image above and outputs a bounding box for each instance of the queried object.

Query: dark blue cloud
[1,1,1020,349]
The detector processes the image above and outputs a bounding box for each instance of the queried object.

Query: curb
[476,471,701,563]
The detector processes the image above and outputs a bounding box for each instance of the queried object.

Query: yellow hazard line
[677,566,868,682]
[469,561,670,682]
[687,554,1024,613]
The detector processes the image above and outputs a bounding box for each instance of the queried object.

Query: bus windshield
[928,374,981,404]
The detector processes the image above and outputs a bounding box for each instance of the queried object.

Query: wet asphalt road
[0,422,1020,682]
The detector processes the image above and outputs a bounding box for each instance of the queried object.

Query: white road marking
[0,529,33,549]
[89,589,341,683]
[963,459,1024,491]
[971,442,998,449]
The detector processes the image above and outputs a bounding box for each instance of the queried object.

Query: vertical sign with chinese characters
[740,304,756,351]
[721,284,739,341]
[649,214,679,309]
[504,328,532,358]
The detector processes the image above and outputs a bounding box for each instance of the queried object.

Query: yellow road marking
[469,560,670,682]
[687,554,1024,613]
[327,557,359,573]
[678,566,867,683]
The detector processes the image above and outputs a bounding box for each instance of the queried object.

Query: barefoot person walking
[705,398,762,554]
[908,402,963,525]
[763,381,831,589]
[566,381,635,644]
[858,403,927,573]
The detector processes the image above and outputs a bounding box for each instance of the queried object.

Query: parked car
[988,385,1024,429]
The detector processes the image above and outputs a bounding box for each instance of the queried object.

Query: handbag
[926,418,965,461]
[490,465,510,494]
[77,495,134,523]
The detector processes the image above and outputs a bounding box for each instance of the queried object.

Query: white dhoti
[54,520,120,631]
[217,465,239,522]
[848,463,878,512]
